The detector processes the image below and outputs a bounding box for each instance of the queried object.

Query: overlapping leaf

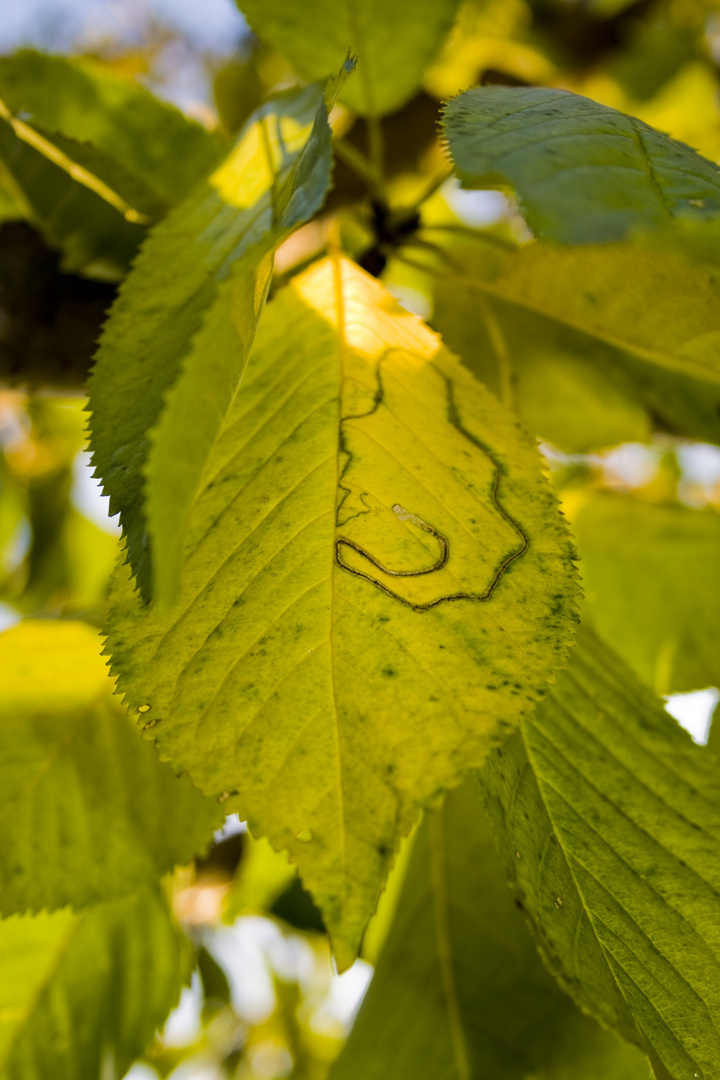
[0,888,188,1080]
[89,82,336,603]
[331,779,648,1080]
[572,493,720,694]
[0,619,223,916]
[431,238,720,449]
[481,625,720,1080]
[235,0,461,116]
[443,87,720,243]
[105,256,580,967]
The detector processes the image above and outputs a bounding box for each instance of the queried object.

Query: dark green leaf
[0,51,224,208]
[331,779,649,1080]
[481,625,720,1080]
[443,87,720,243]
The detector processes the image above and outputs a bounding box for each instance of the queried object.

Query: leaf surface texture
[443,87,720,243]
[331,779,648,1080]
[482,625,720,1080]
[89,83,334,602]
[106,255,580,966]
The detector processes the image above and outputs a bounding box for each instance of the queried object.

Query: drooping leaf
[572,492,720,694]
[481,625,720,1080]
[330,779,649,1080]
[442,87,720,244]
[0,50,224,209]
[0,619,223,916]
[431,237,720,449]
[235,0,461,116]
[88,82,336,604]
[0,888,189,1080]
[105,255,580,968]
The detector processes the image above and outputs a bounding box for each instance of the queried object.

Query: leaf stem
[333,138,384,198]
[367,115,385,189]
[479,296,515,409]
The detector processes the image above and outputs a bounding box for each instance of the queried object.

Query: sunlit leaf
[443,87,720,243]
[89,83,335,604]
[0,888,188,1080]
[572,492,720,694]
[105,255,580,968]
[431,238,720,448]
[481,625,720,1080]
[331,779,648,1080]
[0,619,223,915]
[235,0,461,116]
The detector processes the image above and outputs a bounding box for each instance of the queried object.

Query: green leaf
[331,779,649,1080]
[0,51,224,210]
[431,238,720,449]
[572,492,720,694]
[0,117,145,278]
[481,625,720,1080]
[235,0,461,116]
[0,619,223,916]
[442,87,720,244]
[0,888,189,1080]
[88,82,335,604]
[104,255,580,968]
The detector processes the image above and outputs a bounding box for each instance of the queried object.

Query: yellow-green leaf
[88,83,335,604]
[105,256,580,968]
[0,888,188,1080]
[0,619,223,915]
[572,493,720,694]
[431,238,720,449]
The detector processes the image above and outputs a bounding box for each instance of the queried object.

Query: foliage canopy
[0,3,719,1080]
